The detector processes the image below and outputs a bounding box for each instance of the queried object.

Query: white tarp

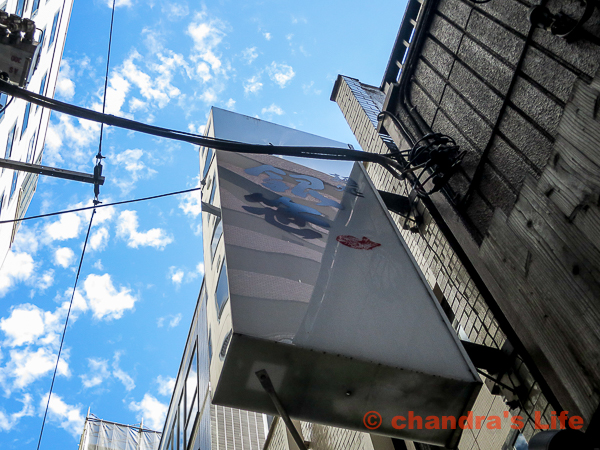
[79,417,161,450]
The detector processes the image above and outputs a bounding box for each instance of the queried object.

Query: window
[48,12,59,48]
[210,219,223,261]
[208,331,212,362]
[0,93,8,120]
[16,0,25,16]
[39,73,47,96]
[31,0,40,15]
[21,102,31,137]
[215,262,229,318]
[186,349,198,419]
[208,178,217,205]
[513,432,527,450]
[5,124,16,159]
[38,28,45,49]
[202,148,213,180]
[10,171,18,201]
[26,132,36,163]
[178,398,184,450]
[36,72,47,112]
[0,193,4,217]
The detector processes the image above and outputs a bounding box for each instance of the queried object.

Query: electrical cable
[36,209,96,450]
[0,95,13,115]
[92,0,116,204]
[0,80,400,168]
[98,0,116,154]
[0,186,201,225]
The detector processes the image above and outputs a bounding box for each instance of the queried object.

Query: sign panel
[201,110,481,448]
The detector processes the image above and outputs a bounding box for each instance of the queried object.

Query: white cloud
[45,114,101,168]
[89,227,109,251]
[41,393,85,438]
[4,347,69,391]
[187,11,229,85]
[0,296,88,394]
[44,213,82,242]
[261,104,284,116]
[129,97,147,112]
[196,262,204,276]
[162,2,189,20]
[80,352,134,391]
[107,0,132,7]
[168,264,200,286]
[169,314,181,328]
[12,225,39,254]
[0,251,35,297]
[114,149,157,193]
[117,210,173,249]
[267,62,295,88]
[0,394,34,431]
[170,267,184,285]
[118,50,183,110]
[93,260,104,270]
[80,358,110,389]
[157,314,182,329]
[54,247,75,268]
[302,81,322,96]
[0,304,45,347]
[37,269,55,292]
[112,352,135,391]
[242,47,258,64]
[263,32,271,40]
[83,273,137,321]
[129,393,168,431]
[156,375,175,396]
[56,60,75,100]
[244,75,263,94]
[225,98,235,110]
[0,297,87,350]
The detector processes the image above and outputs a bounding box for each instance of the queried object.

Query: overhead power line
[0,80,402,169]
[0,186,201,225]
[36,209,96,450]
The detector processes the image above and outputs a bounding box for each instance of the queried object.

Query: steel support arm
[0,158,105,185]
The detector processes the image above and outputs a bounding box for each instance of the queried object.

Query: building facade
[0,0,73,266]
[156,270,269,450]
[158,107,540,450]
[326,0,600,447]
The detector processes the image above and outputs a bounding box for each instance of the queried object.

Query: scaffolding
[78,413,162,450]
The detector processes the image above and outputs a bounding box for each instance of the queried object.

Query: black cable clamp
[93,153,105,205]
[399,133,465,197]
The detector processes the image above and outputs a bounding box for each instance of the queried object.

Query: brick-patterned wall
[376,0,600,423]
[403,0,600,240]
[331,75,554,447]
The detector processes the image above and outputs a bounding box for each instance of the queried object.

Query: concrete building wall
[0,0,74,266]
[369,0,600,425]
[330,75,537,449]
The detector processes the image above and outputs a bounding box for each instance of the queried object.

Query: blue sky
[0,0,404,448]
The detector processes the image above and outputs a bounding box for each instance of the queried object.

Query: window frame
[4,123,16,159]
[21,102,31,137]
[31,0,40,16]
[10,171,18,201]
[48,11,59,48]
[215,261,230,319]
[210,219,223,262]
